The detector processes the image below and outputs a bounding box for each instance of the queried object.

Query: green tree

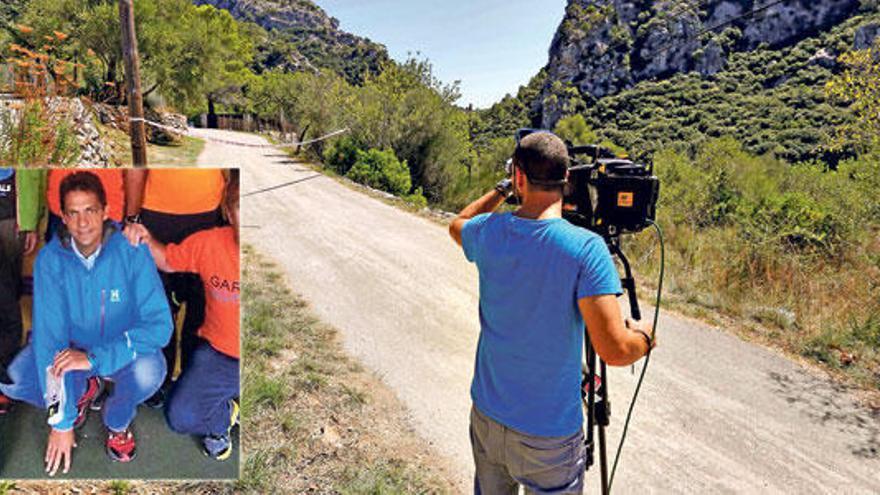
[350,58,473,202]
[18,0,255,113]
[554,114,598,144]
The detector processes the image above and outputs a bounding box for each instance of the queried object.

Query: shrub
[346,148,412,196]
[323,136,361,175]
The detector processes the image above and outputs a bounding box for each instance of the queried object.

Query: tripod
[582,239,641,495]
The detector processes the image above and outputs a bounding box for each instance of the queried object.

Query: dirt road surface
[197,128,880,493]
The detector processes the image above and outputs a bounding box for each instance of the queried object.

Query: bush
[403,187,428,209]
[323,136,361,175]
[346,148,412,196]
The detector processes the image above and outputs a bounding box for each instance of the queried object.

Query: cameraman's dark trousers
[470,405,586,495]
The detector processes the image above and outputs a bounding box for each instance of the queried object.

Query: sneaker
[202,400,239,461]
[0,393,11,415]
[73,377,104,429]
[230,399,240,428]
[106,428,137,462]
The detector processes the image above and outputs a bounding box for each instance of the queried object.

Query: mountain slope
[538,0,863,127]
[476,1,880,164]
[193,0,390,84]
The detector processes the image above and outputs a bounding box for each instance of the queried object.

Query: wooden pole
[119,0,147,167]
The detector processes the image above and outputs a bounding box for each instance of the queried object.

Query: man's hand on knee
[45,428,76,476]
[52,349,93,377]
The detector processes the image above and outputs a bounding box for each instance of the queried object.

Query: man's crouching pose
[0,172,172,475]
[125,170,240,461]
[449,131,655,494]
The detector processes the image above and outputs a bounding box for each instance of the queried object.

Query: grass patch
[101,124,205,166]
[236,448,275,493]
[340,460,433,495]
[244,373,287,410]
[108,480,133,495]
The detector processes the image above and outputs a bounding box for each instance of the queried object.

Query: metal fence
[197,112,292,134]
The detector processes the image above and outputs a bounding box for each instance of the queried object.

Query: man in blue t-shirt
[449,131,655,494]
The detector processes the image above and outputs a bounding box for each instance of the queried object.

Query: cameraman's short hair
[513,132,569,192]
[60,171,107,212]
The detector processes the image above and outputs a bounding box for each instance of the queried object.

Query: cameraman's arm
[578,295,652,366]
[449,188,507,246]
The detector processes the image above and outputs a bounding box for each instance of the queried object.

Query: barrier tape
[127,117,348,149]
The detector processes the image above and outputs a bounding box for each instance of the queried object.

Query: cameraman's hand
[625,318,657,352]
[494,178,513,198]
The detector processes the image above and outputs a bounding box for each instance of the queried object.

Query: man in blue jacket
[0,172,171,476]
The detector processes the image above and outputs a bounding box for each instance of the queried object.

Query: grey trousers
[0,218,24,371]
[470,405,586,495]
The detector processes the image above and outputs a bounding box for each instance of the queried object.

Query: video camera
[510,129,660,239]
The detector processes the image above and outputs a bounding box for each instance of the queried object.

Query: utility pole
[119,0,147,167]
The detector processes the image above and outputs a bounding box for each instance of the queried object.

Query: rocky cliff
[192,0,389,84]
[538,0,866,127]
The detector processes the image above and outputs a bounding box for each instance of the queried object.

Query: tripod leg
[584,335,596,470]
[598,360,610,495]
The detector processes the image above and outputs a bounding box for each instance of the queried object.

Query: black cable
[607,220,665,492]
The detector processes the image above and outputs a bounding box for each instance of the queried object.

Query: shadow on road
[768,371,879,459]
[242,174,323,198]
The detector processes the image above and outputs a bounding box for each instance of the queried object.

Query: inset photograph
[0,168,240,480]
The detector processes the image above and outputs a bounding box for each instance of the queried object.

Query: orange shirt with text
[165,226,240,359]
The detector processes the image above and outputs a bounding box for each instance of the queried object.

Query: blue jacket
[33,222,171,430]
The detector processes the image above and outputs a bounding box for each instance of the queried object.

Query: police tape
[127,117,349,149]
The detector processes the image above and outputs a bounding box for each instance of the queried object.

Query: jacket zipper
[100,289,106,338]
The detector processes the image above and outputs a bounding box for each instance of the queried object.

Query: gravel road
[197,128,880,494]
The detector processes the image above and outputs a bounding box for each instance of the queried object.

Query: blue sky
[315,1,567,108]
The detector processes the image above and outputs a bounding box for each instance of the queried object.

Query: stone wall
[0,96,111,166]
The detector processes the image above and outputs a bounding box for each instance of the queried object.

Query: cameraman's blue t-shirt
[461,212,622,437]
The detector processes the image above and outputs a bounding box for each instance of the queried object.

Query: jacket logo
[0,185,10,193]
[110,289,121,303]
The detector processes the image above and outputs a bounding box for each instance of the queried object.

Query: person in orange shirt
[124,170,239,460]
[124,169,226,407]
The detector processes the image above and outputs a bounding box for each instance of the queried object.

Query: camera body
[563,145,659,238]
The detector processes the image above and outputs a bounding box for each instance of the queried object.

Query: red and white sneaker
[106,428,137,462]
[73,377,105,429]
[0,393,12,415]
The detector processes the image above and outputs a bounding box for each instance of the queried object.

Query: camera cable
[608,219,665,492]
